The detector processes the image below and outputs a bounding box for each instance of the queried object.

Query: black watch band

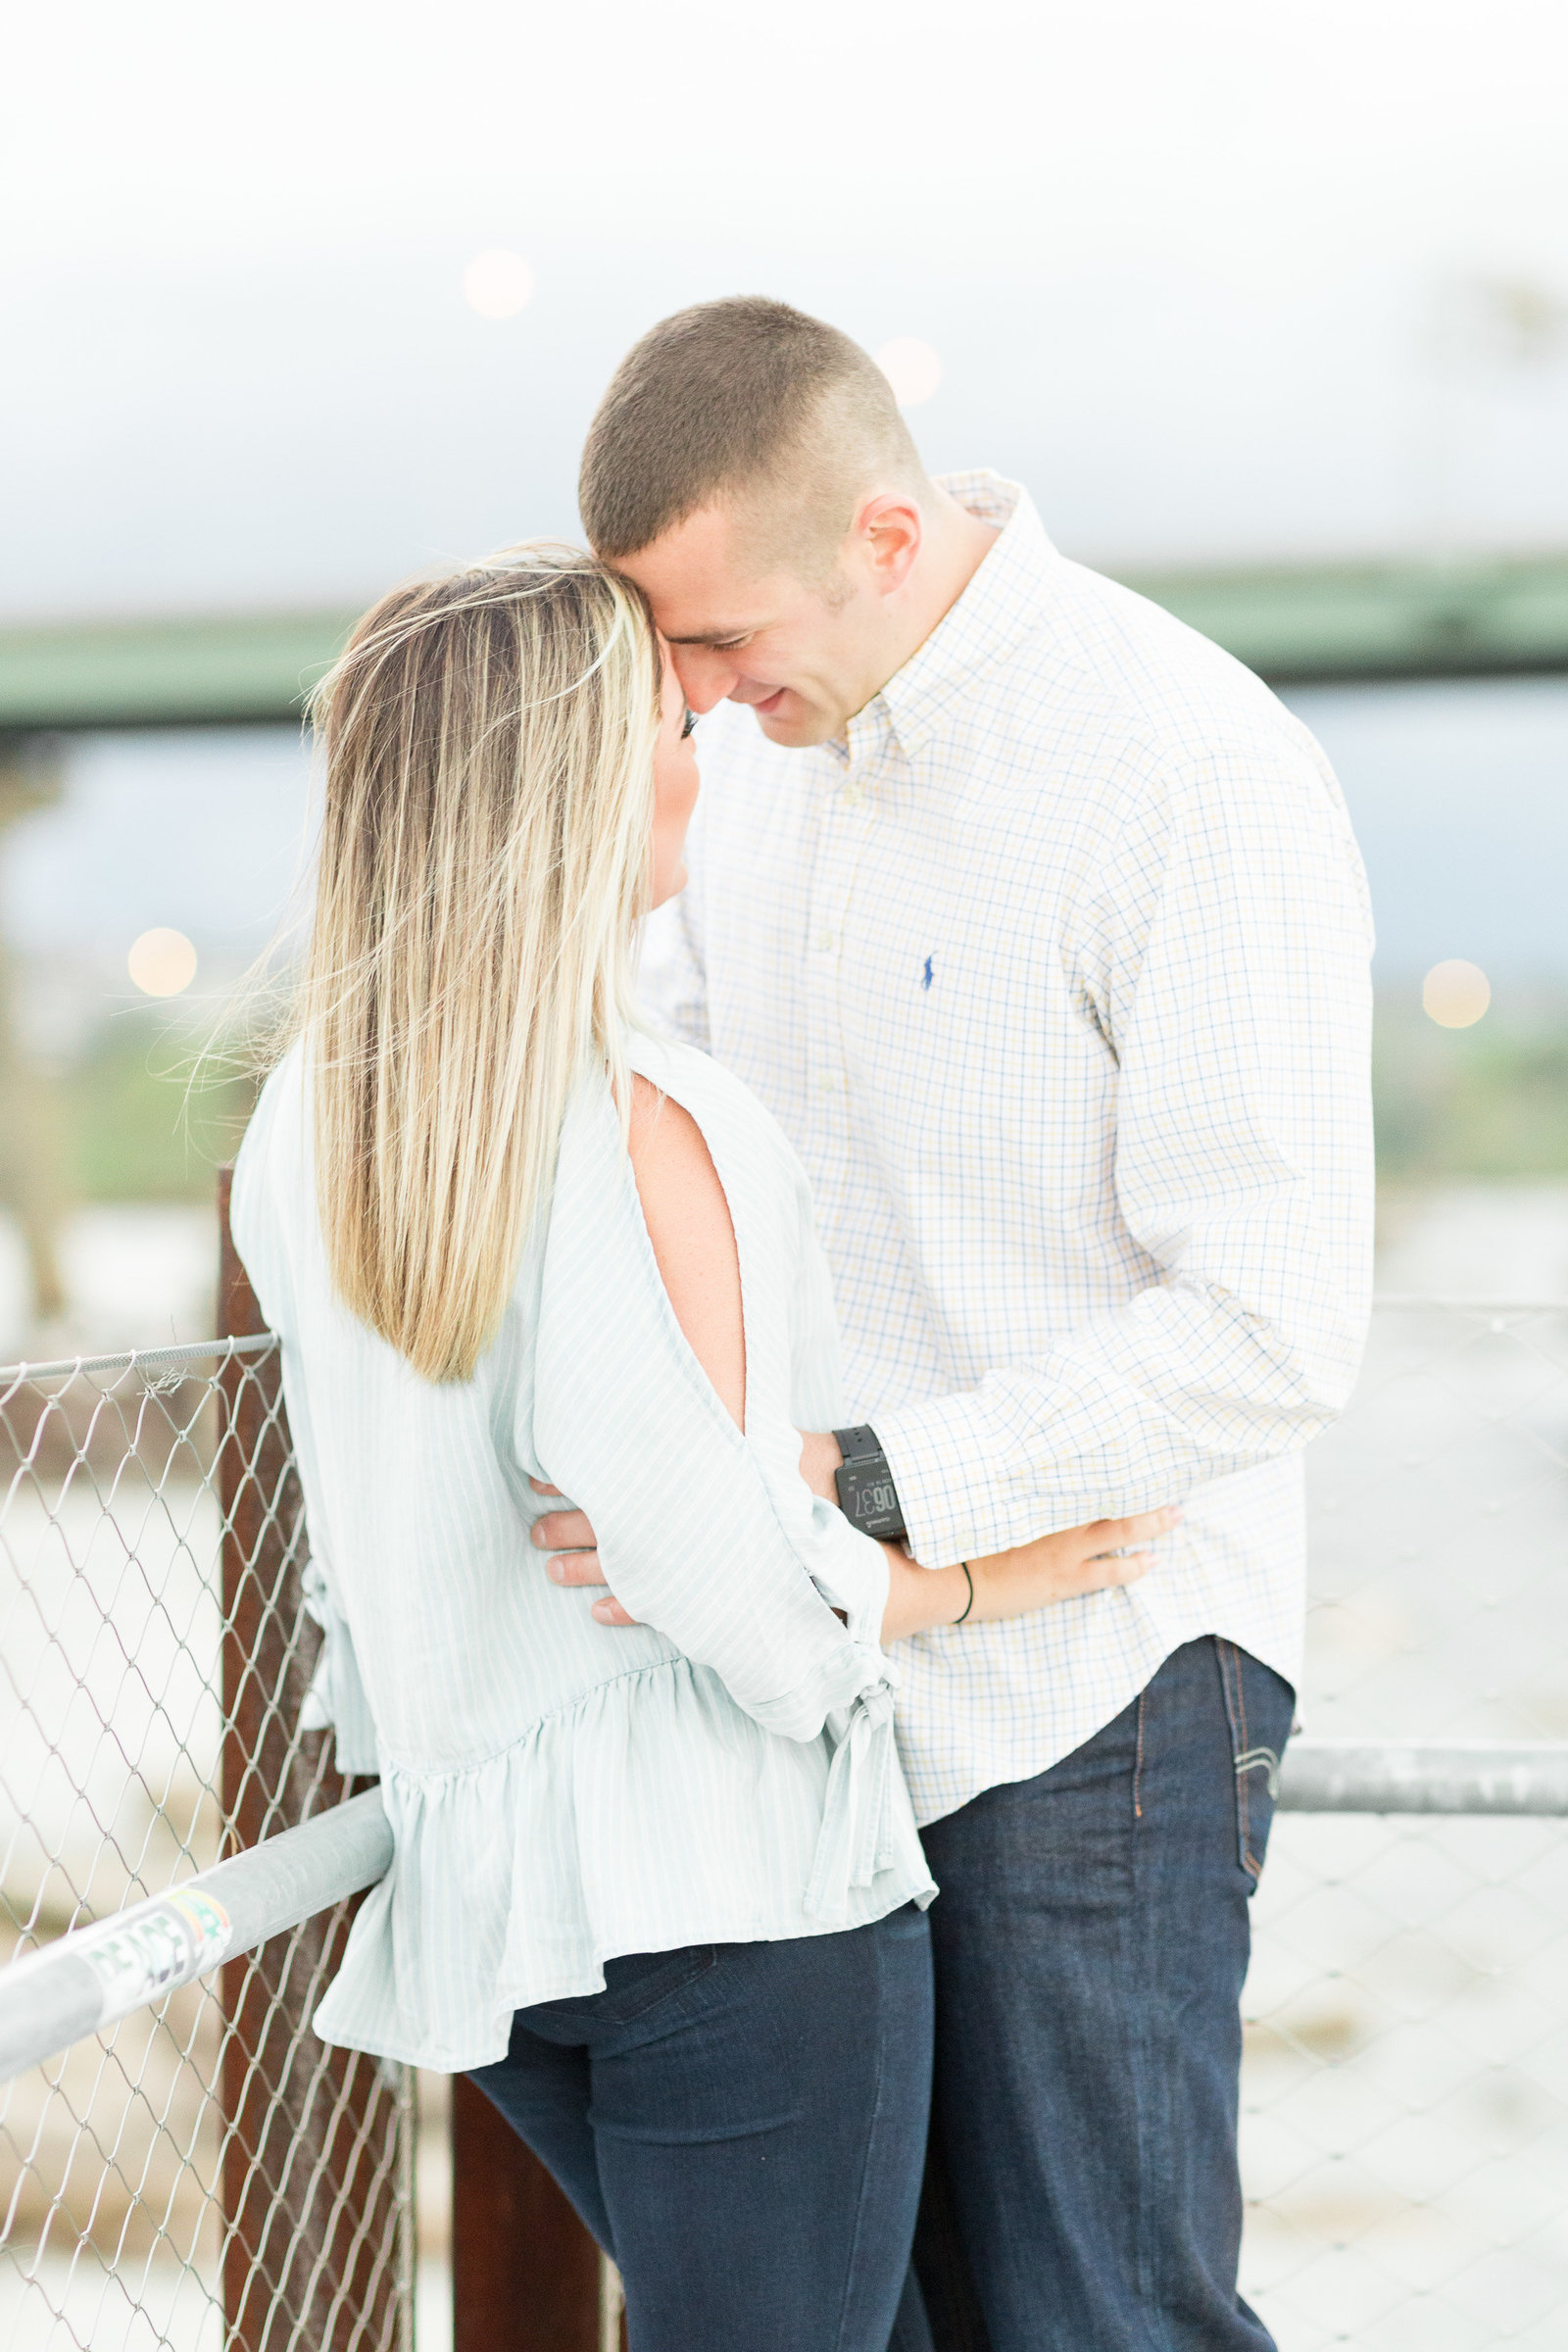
[831,1424,907,1543]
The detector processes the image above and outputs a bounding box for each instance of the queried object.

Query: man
[540,296,1374,2347]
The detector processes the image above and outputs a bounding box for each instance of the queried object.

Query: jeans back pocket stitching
[591,1945,719,2026]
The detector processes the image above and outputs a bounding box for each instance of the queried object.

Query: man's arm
[865,739,1376,1570]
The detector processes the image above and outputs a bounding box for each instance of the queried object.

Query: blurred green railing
[4,550,1568,737]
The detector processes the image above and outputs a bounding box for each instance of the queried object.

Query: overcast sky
[6,0,1568,616]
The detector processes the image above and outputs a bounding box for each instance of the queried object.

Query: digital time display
[835,1450,906,1541]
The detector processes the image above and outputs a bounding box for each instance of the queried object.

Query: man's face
[612,502,889,750]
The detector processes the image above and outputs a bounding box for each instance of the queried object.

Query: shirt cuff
[874,1388,1025,1570]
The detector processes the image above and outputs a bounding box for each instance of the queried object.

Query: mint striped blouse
[230,1028,934,2072]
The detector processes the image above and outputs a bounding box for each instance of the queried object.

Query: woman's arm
[545,1084,1174,1645]
[530,1071,893,1744]
[541,1486,1172,1642]
[626,1075,746,1427]
[878,1507,1177,1642]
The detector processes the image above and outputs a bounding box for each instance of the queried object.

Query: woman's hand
[880,1507,1180,1644]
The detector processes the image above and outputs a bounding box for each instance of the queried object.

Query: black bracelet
[953,1563,974,1625]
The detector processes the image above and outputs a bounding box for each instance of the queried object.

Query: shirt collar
[846,471,1057,765]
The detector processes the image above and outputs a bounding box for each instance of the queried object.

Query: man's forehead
[613,503,781,640]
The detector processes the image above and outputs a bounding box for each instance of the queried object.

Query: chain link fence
[1245,1301,1568,2349]
[0,1307,414,2352]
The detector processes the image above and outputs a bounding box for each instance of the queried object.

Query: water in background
[5,675,1567,1004]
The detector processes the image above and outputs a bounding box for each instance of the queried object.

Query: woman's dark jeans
[468,1901,934,2352]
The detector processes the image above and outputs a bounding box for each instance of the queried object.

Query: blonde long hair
[296,545,662,1383]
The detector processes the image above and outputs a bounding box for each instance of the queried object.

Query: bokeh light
[875,336,943,408]
[127,927,198,997]
[1422,957,1491,1027]
[462,250,536,318]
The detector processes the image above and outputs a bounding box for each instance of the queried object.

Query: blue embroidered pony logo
[921,956,934,991]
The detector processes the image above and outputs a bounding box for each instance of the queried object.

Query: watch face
[840,1464,904,1538]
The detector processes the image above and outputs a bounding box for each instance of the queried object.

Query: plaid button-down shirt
[643,471,1375,1825]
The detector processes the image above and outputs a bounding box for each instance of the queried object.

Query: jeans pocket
[570,1942,719,2027]
[1214,1639,1296,1889]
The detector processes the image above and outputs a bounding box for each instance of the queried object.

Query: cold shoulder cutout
[230,1028,933,2071]
[626,1071,746,1429]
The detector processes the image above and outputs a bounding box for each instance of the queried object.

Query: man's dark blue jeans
[896,1635,1295,2352]
[468,1900,933,2352]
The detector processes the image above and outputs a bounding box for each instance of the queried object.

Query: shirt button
[842,782,863,809]
[816,1073,840,1095]
[814,928,835,953]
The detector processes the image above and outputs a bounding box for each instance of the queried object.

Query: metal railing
[0,1794,392,2086]
[9,1737,1568,2085]
[2,1286,1565,2348]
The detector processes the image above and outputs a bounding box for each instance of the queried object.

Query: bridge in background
[3,552,1568,734]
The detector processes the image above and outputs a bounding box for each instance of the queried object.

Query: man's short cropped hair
[578,296,925,574]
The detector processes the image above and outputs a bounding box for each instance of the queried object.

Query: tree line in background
[1373,1001,1568,1183]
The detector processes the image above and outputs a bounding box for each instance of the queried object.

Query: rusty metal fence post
[453,2075,610,2352]
[217,1168,412,2352]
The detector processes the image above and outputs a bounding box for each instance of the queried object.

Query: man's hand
[529,1479,638,1626]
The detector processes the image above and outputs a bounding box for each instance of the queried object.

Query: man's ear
[852,491,924,598]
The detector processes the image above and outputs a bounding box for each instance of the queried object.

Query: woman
[231,547,1170,2350]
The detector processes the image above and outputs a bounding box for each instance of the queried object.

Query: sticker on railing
[80,1889,234,2020]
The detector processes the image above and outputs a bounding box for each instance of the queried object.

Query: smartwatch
[831,1425,907,1543]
